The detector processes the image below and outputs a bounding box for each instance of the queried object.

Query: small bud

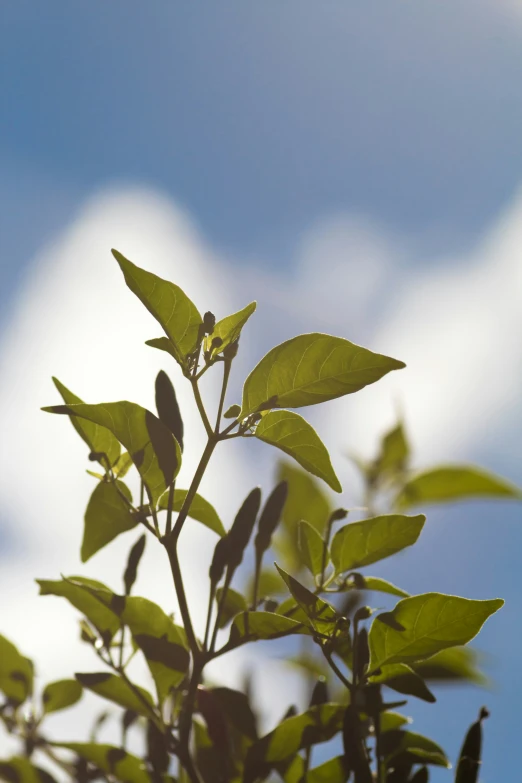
[223,339,239,360]
[330,508,348,523]
[203,311,216,334]
[354,606,373,623]
[211,336,223,350]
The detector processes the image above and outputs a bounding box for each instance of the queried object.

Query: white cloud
[1,183,521,754]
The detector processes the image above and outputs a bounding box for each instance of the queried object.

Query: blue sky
[1,1,522,780]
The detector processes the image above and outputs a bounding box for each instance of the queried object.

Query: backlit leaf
[81,480,137,562]
[112,452,133,478]
[113,250,202,369]
[215,587,247,628]
[0,635,33,705]
[55,742,151,783]
[340,575,409,598]
[381,730,449,768]
[380,712,411,733]
[206,302,256,357]
[240,333,405,417]
[0,757,58,783]
[331,514,425,574]
[75,672,154,718]
[368,593,503,673]
[37,576,120,640]
[255,410,341,492]
[396,465,522,509]
[275,565,339,637]
[308,756,348,783]
[378,421,410,478]
[298,521,326,578]
[155,370,184,450]
[411,646,486,685]
[51,378,120,467]
[159,489,225,537]
[42,401,181,507]
[229,612,309,647]
[42,679,83,715]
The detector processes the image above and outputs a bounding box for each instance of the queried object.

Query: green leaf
[380,712,411,733]
[51,378,120,467]
[42,401,181,507]
[368,593,504,672]
[229,612,310,647]
[0,635,33,705]
[42,679,83,715]
[112,452,133,478]
[81,480,138,562]
[369,664,436,703]
[244,704,345,783]
[0,757,58,783]
[411,646,486,685]
[297,521,326,577]
[223,404,241,419]
[145,336,180,362]
[37,576,120,640]
[54,742,151,783]
[277,462,331,535]
[396,464,522,509]
[308,756,348,783]
[331,514,425,574]
[215,587,247,628]
[75,672,154,718]
[381,730,450,768]
[67,581,190,702]
[240,332,405,417]
[255,410,342,492]
[247,569,288,601]
[275,565,339,636]
[159,489,225,537]
[123,534,146,596]
[341,575,409,598]
[206,302,256,357]
[113,249,202,369]
[378,421,410,477]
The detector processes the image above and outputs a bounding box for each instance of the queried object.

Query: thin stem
[210,572,232,652]
[165,481,176,537]
[203,585,216,652]
[215,360,231,433]
[191,379,212,437]
[374,709,383,783]
[251,552,262,610]
[179,658,205,783]
[322,647,353,693]
[113,479,156,536]
[319,513,335,589]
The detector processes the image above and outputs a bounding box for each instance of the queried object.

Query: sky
[1,2,522,780]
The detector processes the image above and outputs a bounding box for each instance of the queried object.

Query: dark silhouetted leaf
[254,481,288,559]
[226,488,262,573]
[454,707,489,783]
[211,686,258,741]
[42,401,181,507]
[82,480,137,562]
[42,679,83,715]
[223,404,241,419]
[240,333,405,417]
[369,664,435,703]
[113,250,202,370]
[123,534,146,595]
[369,594,503,672]
[155,370,184,450]
[159,489,225,537]
[310,677,329,707]
[75,672,154,718]
[146,720,169,776]
[410,768,429,783]
[396,465,522,509]
[255,410,342,492]
[331,514,425,575]
[0,635,33,705]
[342,705,373,783]
[0,757,59,783]
[51,378,121,467]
